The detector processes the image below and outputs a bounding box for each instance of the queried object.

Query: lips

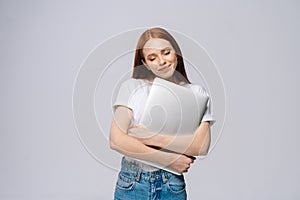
[158,65,171,71]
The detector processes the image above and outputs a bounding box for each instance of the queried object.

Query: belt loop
[162,171,169,183]
[134,168,142,182]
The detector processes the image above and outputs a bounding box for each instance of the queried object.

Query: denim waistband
[120,157,177,183]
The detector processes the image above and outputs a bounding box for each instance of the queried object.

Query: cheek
[147,63,159,71]
[168,54,178,67]
[168,53,177,62]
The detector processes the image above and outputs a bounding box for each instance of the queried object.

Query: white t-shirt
[113,78,215,171]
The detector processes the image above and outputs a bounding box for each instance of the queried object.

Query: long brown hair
[132,27,191,84]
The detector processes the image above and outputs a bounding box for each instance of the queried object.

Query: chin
[155,68,175,80]
[158,73,174,80]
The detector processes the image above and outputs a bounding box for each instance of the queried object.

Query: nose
[158,55,166,66]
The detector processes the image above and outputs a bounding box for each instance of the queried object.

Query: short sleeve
[201,97,216,125]
[112,79,137,112]
[190,84,216,126]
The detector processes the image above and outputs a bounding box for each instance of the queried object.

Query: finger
[184,154,196,160]
[137,124,145,128]
[128,128,136,133]
[187,157,193,164]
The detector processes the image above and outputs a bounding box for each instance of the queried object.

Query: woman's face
[142,38,178,80]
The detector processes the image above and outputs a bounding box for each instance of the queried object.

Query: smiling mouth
[158,65,171,71]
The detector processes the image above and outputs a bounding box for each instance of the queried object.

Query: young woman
[110,27,215,200]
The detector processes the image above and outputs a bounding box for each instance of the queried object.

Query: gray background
[1,0,299,199]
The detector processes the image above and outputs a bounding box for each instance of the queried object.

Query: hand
[128,125,159,146]
[168,154,195,173]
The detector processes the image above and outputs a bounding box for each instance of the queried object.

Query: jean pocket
[116,172,135,191]
[166,174,186,194]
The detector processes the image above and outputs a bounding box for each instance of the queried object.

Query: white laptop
[136,77,209,175]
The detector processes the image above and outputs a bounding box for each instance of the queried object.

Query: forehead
[143,38,173,55]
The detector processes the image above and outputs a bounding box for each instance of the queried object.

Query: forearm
[149,122,211,156]
[110,120,177,166]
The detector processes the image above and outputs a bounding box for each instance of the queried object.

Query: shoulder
[120,78,141,87]
[187,83,210,97]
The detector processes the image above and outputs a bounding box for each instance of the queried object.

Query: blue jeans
[114,157,187,200]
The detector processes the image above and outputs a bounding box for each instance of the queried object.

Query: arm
[110,106,194,173]
[129,121,211,157]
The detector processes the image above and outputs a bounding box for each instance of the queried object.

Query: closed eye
[148,57,156,61]
[162,48,171,55]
